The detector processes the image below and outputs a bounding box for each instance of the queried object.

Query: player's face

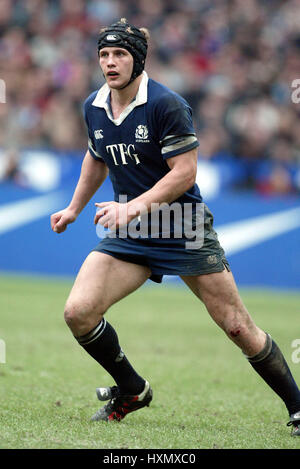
[99,47,134,89]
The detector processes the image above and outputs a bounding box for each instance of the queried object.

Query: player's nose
[107,54,116,66]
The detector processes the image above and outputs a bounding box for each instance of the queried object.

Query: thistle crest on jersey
[135,125,149,142]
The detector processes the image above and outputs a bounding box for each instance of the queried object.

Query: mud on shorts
[92,204,230,283]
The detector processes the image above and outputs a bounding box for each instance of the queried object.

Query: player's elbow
[171,154,198,192]
[171,169,196,196]
[188,170,197,190]
[182,167,197,192]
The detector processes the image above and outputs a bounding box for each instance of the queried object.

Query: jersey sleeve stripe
[161,135,198,155]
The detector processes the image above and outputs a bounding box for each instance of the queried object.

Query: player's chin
[106,76,129,89]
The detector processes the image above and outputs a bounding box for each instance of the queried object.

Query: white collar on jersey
[92,71,148,126]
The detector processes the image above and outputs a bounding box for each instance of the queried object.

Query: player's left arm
[129,147,198,209]
[95,147,198,229]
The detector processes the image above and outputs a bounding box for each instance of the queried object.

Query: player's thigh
[180,269,250,328]
[66,251,151,314]
[181,270,266,355]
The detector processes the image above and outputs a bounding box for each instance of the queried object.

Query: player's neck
[110,75,143,118]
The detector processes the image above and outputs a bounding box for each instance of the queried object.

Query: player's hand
[51,208,77,234]
[94,201,133,231]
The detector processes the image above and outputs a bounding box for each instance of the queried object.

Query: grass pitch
[0,273,300,449]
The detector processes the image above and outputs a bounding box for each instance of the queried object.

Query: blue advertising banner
[0,150,299,289]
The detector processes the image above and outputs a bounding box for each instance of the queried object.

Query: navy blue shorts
[92,205,229,283]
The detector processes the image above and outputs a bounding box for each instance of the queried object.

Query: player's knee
[222,315,254,341]
[64,306,77,328]
[217,310,249,339]
[63,300,105,330]
[225,323,245,339]
[64,305,82,330]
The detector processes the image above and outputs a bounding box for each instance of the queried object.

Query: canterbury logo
[106,35,118,41]
[94,129,104,140]
[115,349,125,363]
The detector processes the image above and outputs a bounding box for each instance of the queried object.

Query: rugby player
[50,18,300,435]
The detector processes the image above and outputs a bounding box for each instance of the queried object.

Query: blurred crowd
[1,0,300,194]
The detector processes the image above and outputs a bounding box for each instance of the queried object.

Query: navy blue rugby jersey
[83,72,202,207]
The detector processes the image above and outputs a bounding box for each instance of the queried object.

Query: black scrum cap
[97,18,148,87]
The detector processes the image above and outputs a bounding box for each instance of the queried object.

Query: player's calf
[64,312,147,396]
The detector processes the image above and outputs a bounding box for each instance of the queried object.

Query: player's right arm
[51,150,108,234]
